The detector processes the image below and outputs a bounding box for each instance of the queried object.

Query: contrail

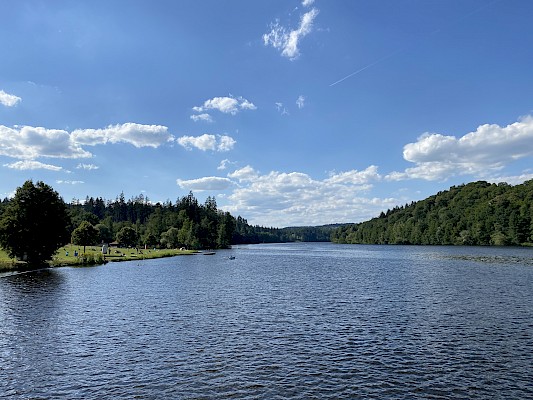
[329,0,503,87]
[329,49,403,87]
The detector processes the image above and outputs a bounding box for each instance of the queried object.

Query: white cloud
[217,159,237,170]
[0,122,177,161]
[302,0,315,6]
[296,95,305,109]
[0,90,21,107]
[275,102,289,115]
[178,134,216,151]
[222,165,389,226]
[192,95,256,115]
[77,163,99,170]
[485,172,533,185]
[228,165,259,182]
[3,160,63,171]
[177,134,236,152]
[263,8,319,60]
[0,125,92,160]
[177,176,234,191]
[217,135,236,152]
[71,123,174,148]
[387,116,533,181]
[326,165,381,185]
[190,113,213,123]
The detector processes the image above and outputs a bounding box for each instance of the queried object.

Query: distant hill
[332,180,533,246]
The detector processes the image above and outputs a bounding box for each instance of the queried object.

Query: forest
[2,179,532,251]
[0,190,333,251]
[332,180,533,246]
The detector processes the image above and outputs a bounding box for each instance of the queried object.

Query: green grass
[0,245,197,272]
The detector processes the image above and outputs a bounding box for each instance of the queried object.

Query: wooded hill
[332,180,533,246]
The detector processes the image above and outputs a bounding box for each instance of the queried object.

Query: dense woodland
[2,179,532,251]
[332,180,533,246]
[0,191,333,250]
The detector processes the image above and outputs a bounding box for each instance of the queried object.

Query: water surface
[1,243,532,399]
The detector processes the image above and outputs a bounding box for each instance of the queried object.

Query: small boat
[228,256,235,260]
[203,251,216,255]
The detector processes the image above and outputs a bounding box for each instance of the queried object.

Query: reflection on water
[1,243,532,399]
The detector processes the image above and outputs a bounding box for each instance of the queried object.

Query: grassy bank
[0,245,197,272]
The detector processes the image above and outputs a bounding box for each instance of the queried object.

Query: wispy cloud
[263,8,319,60]
[3,160,63,171]
[296,95,305,109]
[275,102,289,115]
[302,0,315,6]
[76,163,99,170]
[192,95,256,116]
[177,134,236,152]
[217,159,237,170]
[190,113,213,123]
[56,180,84,185]
[386,115,533,181]
[0,90,21,107]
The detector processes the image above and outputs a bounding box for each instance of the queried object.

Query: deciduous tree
[71,221,99,253]
[0,180,69,266]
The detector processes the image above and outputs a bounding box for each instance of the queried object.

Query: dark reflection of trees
[0,269,69,399]
[2,268,64,293]
[1,269,66,316]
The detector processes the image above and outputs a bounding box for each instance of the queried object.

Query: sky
[1,0,532,227]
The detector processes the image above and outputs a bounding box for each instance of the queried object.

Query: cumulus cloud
[177,134,236,152]
[218,135,236,152]
[223,165,389,226]
[0,90,21,107]
[296,95,305,109]
[263,8,319,60]
[177,176,234,191]
[387,116,533,181]
[302,0,315,6]
[326,165,381,185]
[0,122,177,163]
[227,165,259,182]
[71,123,174,148]
[0,125,92,160]
[190,113,213,123]
[3,160,63,171]
[192,95,256,116]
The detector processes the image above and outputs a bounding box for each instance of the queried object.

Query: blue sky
[1,0,532,227]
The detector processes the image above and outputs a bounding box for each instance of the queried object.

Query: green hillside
[332,180,533,246]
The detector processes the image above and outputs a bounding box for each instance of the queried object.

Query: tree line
[332,180,533,246]
[66,192,335,249]
[0,180,334,265]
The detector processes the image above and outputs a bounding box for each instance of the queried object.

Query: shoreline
[0,245,198,273]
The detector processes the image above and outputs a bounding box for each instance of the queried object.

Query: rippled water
[1,243,532,399]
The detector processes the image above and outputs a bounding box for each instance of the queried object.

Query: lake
[1,243,532,399]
